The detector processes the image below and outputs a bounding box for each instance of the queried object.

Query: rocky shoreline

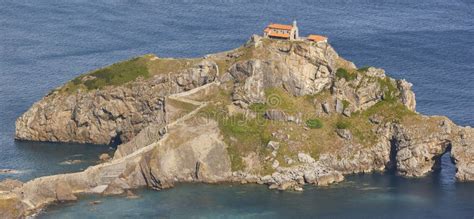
[1,36,473,218]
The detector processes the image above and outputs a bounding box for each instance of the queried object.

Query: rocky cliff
[15,57,218,144]
[3,35,473,218]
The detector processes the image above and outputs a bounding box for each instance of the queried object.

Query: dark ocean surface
[0,0,473,218]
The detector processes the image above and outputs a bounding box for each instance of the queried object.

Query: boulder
[264,109,287,121]
[315,172,344,186]
[335,99,344,114]
[342,107,351,117]
[99,153,111,162]
[298,153,315,163]
[321,102,331,114]
[336,129,352,140]
[272,160,280,169]
[102,182,126,195]
[369,115,382,124]
[267,141,280,151]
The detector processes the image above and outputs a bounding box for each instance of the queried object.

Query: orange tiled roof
[267,23,293,30]
[307,34,328,42]
[267,31,290,39]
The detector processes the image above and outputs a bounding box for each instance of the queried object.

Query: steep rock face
[320,141,392,174]
[16,84,167,145]
[391,117,453,177]
[15,61,217,145]
[333,68,385,112]
[113,124,166,159]
[320,123,393,174]
[229,60,267,106]
[145,118,232,184]
[333,67,417,113]
[227,40,339,107]
[278,42,338,96]
[450,127,474,181]
[397,79,416,111]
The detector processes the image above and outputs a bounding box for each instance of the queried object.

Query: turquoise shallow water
[0,0,473,218]
[38,152,474,219]
[39,173,474,219]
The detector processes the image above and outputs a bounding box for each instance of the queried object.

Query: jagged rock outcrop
[15,60,217,145]
[227,39,339,107]
[391,117,453,177]
[320,116,474,179]
[451,127,474,181]
[16,85,167,145]
[332,67,416,113]
[397,79,416,111]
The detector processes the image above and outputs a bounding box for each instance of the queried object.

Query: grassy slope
[58,54,202,94]
[198,67,418,174]
[56,38,308,95]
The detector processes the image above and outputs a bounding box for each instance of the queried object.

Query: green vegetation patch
[213,45,258,75]
[146,58,200,75]
[361,100,416,122]
[357,66,370,72]
[264,88,300,113]
[377,77,398,102]
[249,103,268,113]
[342,100,350,110]
[335,120,350,129]
[61,56,150,93]
[201,86,419,172]
[202,104,271,171]
[306,119,323,129]
[336,68,357,81]
[59,54,206,94]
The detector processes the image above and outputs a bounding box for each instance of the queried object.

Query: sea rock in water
[0,169,19,174]
[99,153,111,162]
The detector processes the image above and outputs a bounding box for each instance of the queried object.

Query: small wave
[0,169,30,175]
[59,159,83,165]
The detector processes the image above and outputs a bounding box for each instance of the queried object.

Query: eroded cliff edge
[3,36,473,218]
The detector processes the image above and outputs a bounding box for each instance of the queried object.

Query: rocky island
[2,34,473,218]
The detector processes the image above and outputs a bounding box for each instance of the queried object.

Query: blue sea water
[0,0,473,218]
